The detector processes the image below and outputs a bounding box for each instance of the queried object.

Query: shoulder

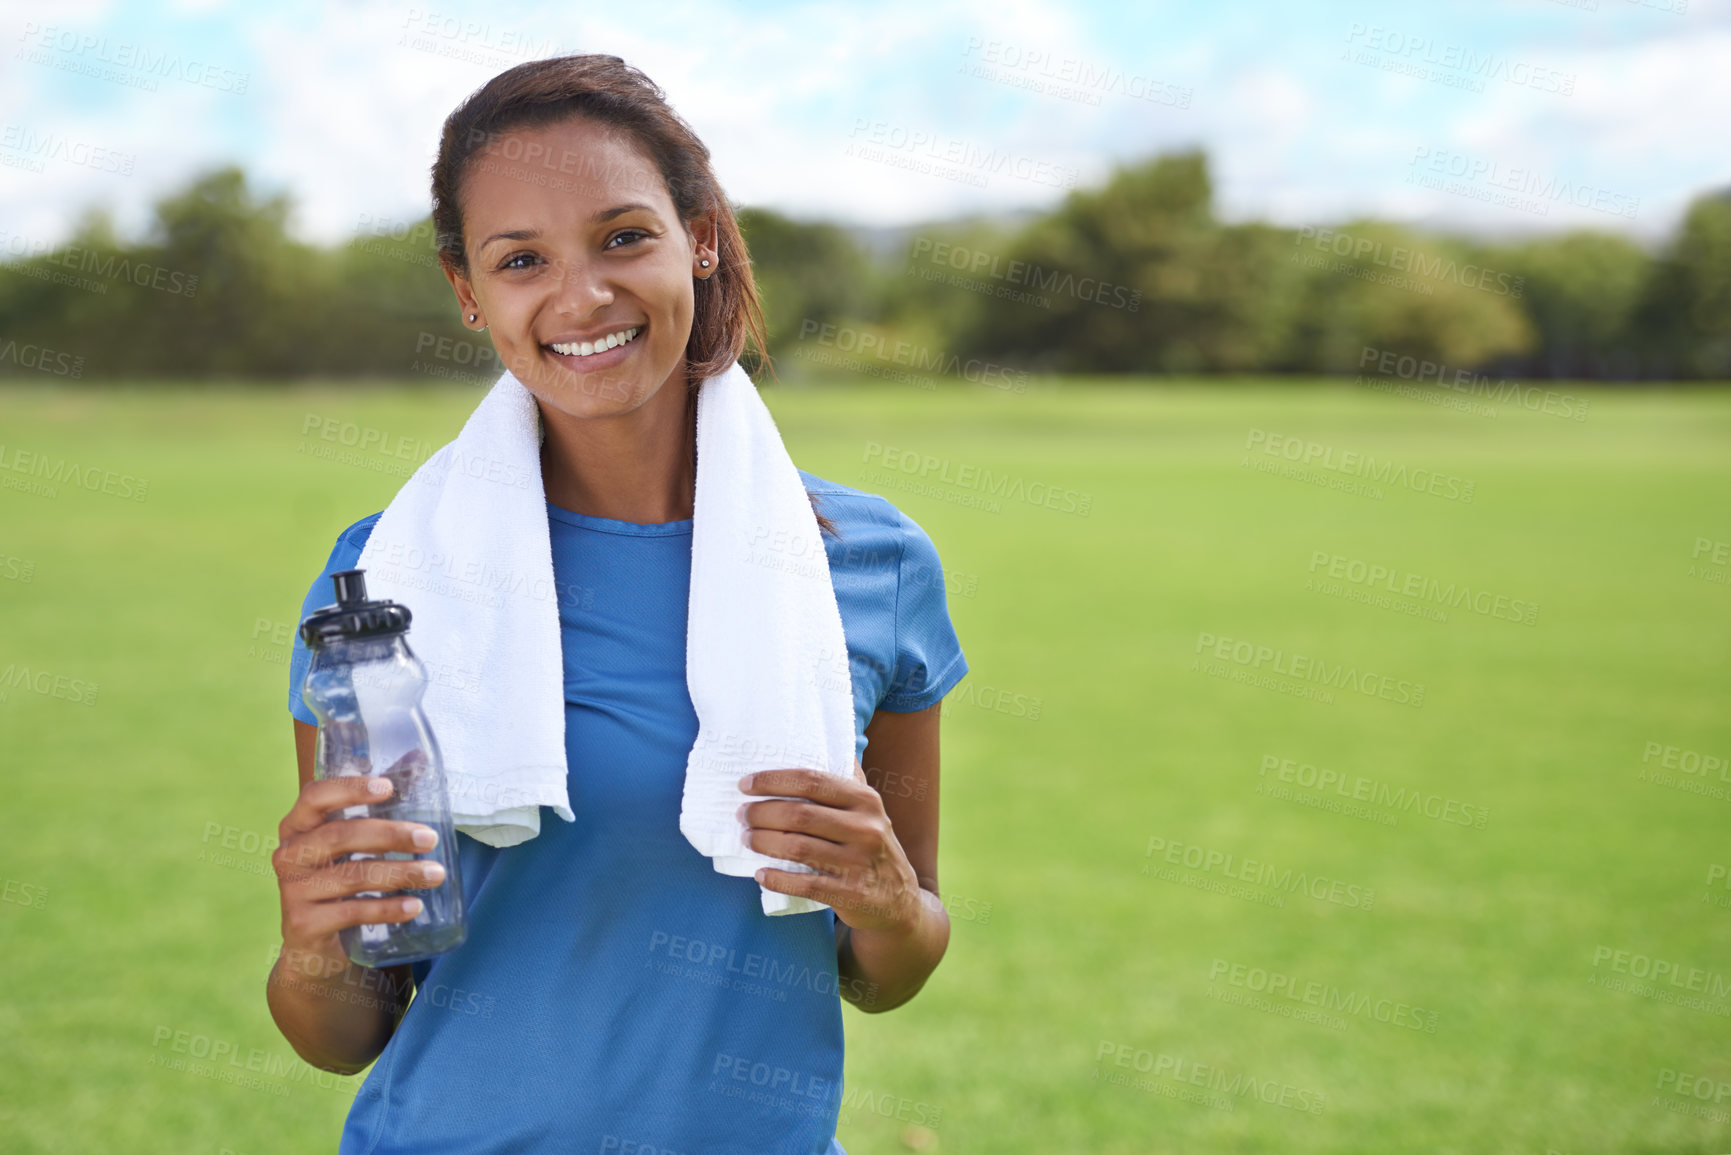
[797,468,901,532]
[797,468,933,545]
[797,468,938,572]
[328,511,384,561]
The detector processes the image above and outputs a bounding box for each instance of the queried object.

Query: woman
[266,54,968,1154]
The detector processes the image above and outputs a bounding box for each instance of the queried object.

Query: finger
[741,798,864,845]
[284,855,448,902]
[740,768,865,808]
[280,776,396,840]
[755,867,839,908]
[286,893,429,942]
[851,757,867,784]
[745,829,858,876]
[275,818,437,874]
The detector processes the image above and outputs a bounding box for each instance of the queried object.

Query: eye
[606,229,650,250]
[499,251,540,270]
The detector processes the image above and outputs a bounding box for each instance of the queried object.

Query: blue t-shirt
[285,469,968,1155]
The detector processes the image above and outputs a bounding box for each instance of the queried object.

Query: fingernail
[411,827,438,850]
[367,778,391,796]
[402,897,422,915]
[736,802,749,824]
[423,863,446,884]
[738,773,755,791]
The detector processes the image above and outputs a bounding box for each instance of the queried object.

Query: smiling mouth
[546,325,643,359]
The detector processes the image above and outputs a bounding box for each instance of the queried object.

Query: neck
[537,368,697,524]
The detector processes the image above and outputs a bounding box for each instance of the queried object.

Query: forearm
[266,946,413,1075]
[836,886,950,1013]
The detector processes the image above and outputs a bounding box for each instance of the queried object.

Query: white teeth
[551,326,640,357]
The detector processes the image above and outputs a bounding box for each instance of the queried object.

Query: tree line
[1,155,1726,382]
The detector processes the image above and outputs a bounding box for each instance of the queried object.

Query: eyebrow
[478,204,659,253]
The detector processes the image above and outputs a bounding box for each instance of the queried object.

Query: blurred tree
[1484,230,1650,380]
[958,150,1258,373]
[1279,219,1536,373]
[2,159,1723,382]
[736,207,874,373]
[1632,190,1731,379]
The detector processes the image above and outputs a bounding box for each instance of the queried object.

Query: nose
[548,249,615,319]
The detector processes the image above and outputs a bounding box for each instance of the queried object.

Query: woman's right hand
[271,776,445,967]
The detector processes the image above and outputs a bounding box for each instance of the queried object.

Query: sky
[2,0,1728,251]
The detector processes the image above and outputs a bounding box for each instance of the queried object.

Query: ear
[442,258,482,324]
[690,209,720,263]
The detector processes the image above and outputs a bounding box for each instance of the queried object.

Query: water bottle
[299,568,467,968]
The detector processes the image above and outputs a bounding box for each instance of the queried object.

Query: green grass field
[1,376,1728,1154]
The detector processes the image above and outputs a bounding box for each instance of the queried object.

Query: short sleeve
[877,508,969,712]
[286,516,378,726]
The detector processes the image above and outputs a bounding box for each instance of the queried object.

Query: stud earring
[467,313,477,323]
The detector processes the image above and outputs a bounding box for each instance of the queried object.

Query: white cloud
[3,0,1728,252]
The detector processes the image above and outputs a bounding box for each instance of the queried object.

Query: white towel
[354,359,857,916]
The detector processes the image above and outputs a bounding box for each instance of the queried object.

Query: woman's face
[442,115,714,419]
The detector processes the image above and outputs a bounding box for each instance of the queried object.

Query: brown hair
[430,54,837,537]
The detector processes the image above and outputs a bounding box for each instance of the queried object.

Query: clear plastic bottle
[299,568,467,967]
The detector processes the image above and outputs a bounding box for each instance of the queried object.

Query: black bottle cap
[299,568,413,649]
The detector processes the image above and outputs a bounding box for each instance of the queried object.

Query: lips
[543,323,643,374]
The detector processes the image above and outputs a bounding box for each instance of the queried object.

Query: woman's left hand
[739,759,922,934]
